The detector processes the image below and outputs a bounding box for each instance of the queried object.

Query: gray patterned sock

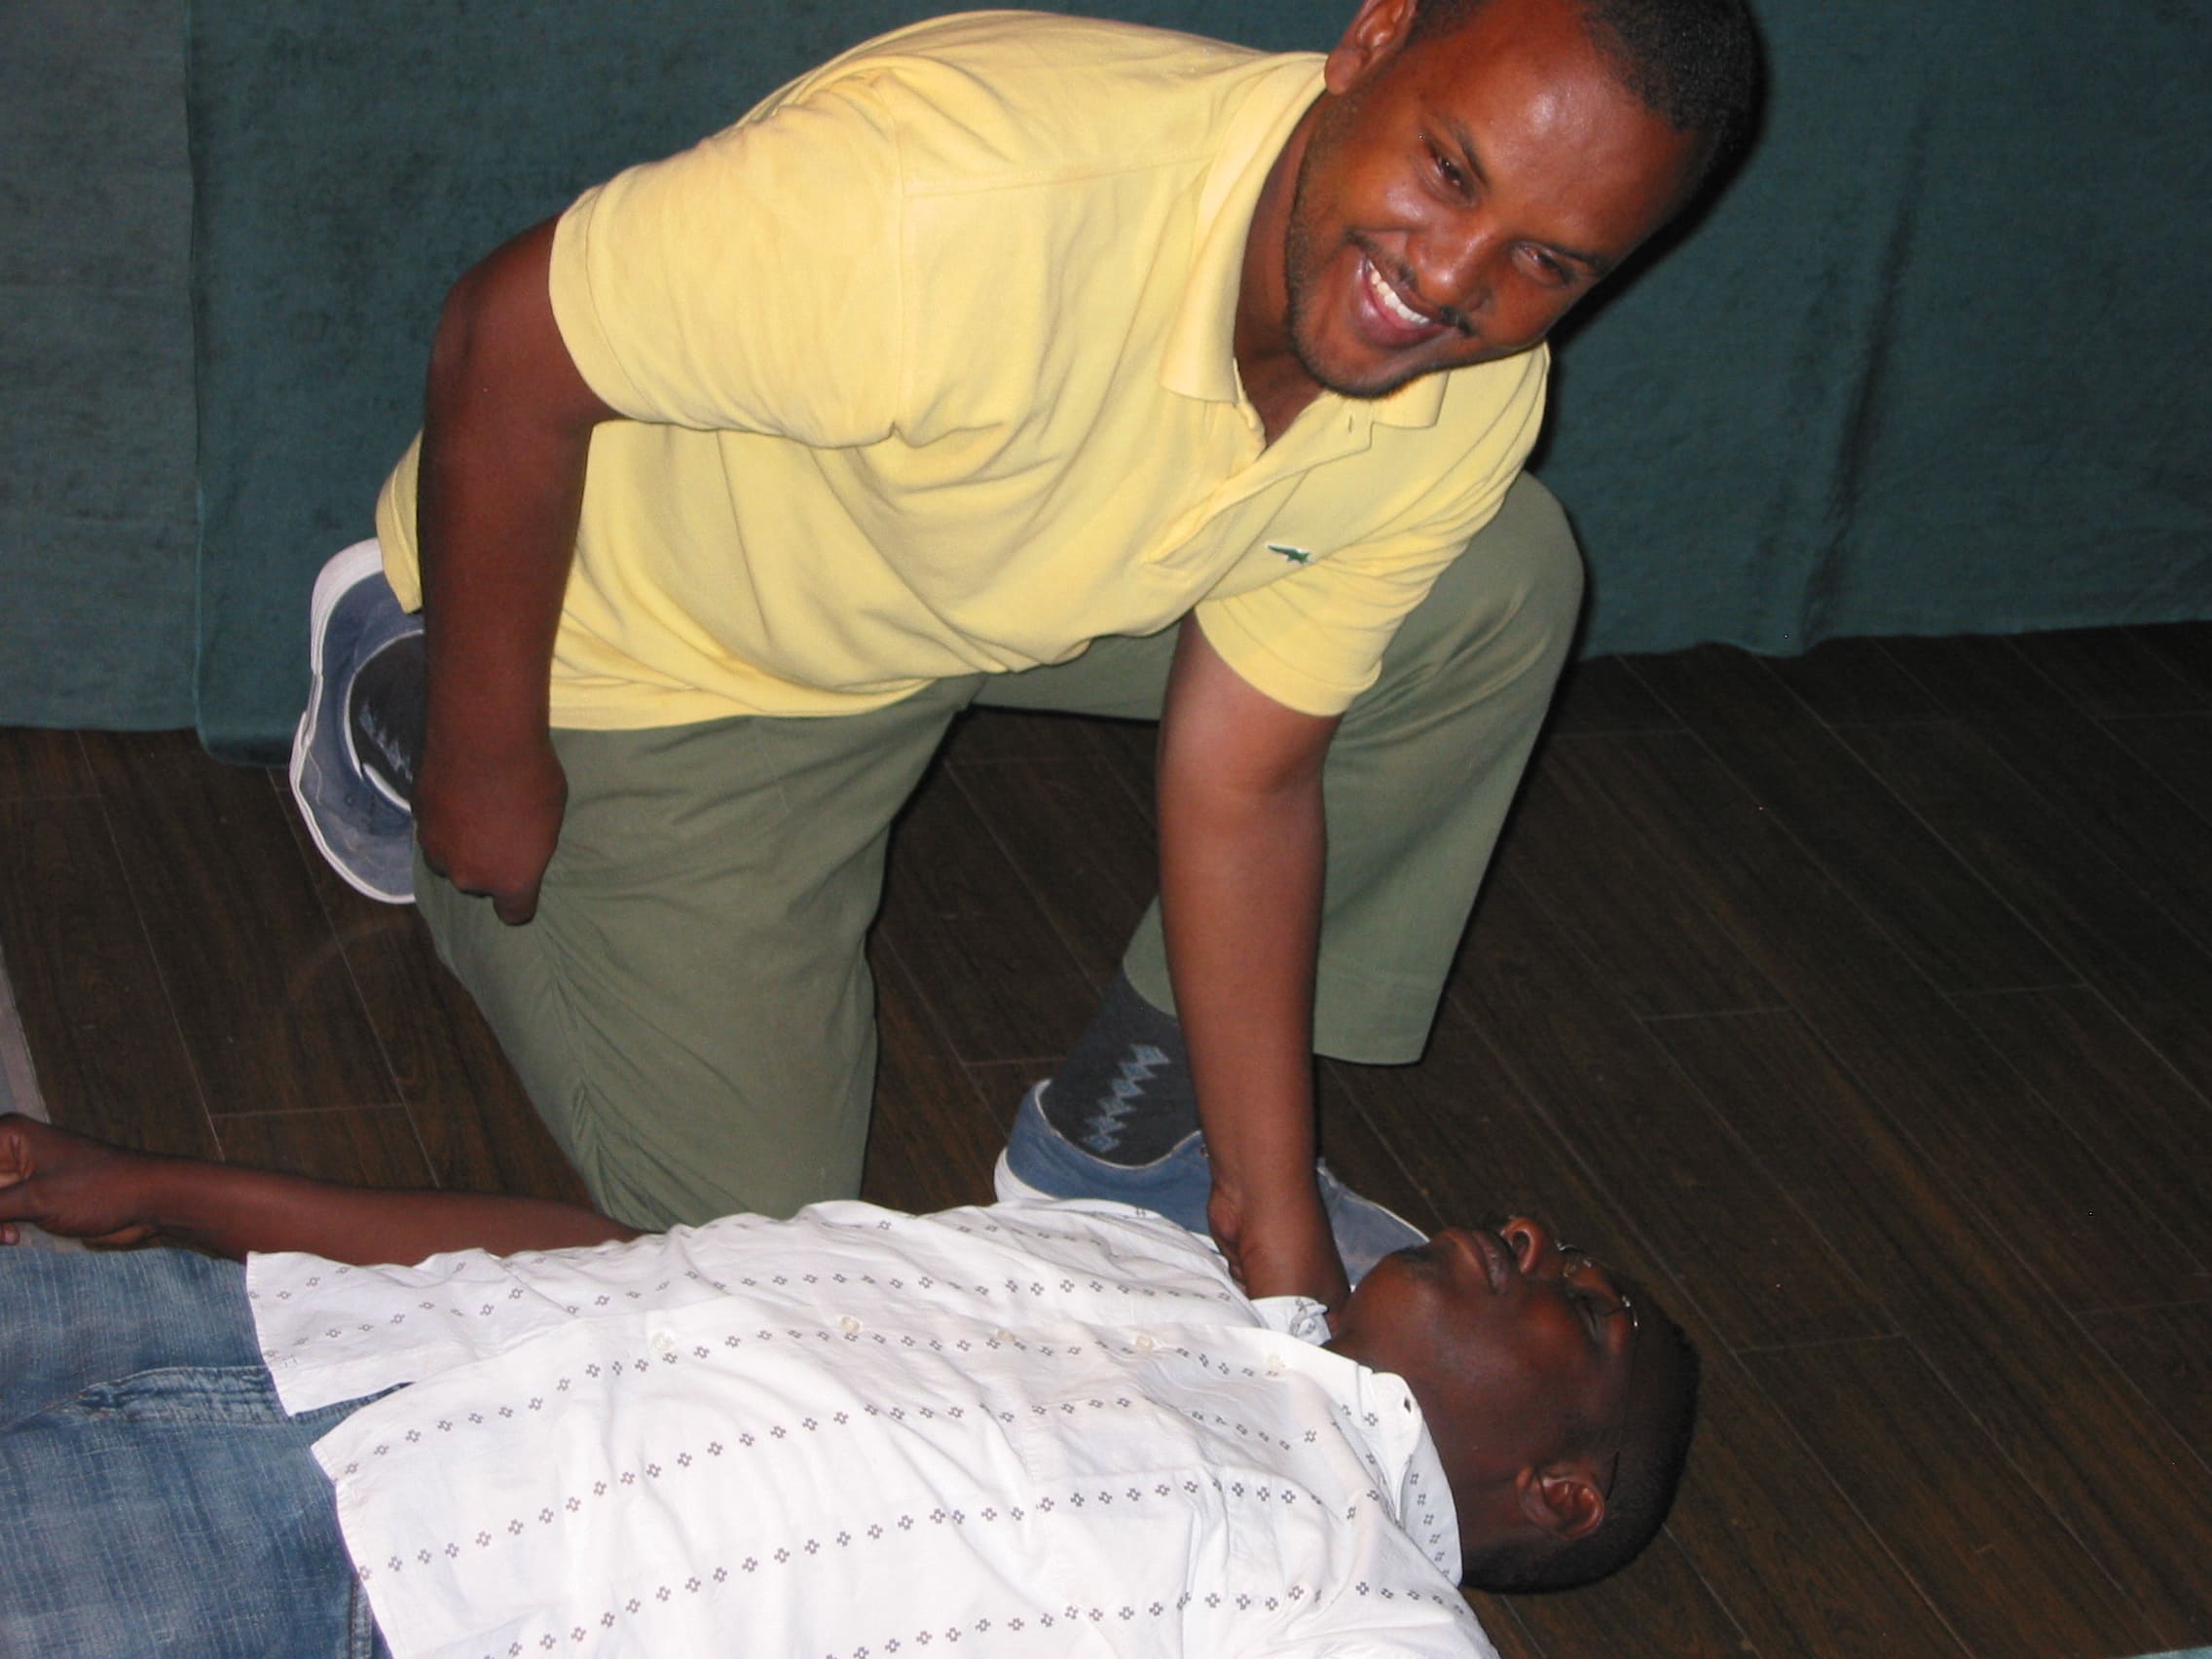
[1042,972,1200,1164]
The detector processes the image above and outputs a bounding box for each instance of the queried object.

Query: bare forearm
[137,1161,640,1263]
[408,218,615,919]
[1158,763,1325,1205]
[416,218,599,763]
[0,1115,639,1264]
[1154,619,1346,1306]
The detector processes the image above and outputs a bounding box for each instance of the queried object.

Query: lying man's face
[1325,1214,1691,1582]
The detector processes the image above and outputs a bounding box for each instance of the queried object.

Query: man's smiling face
[1279,0,1704,399]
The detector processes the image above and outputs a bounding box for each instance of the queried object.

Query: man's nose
[1412,225,1497,319]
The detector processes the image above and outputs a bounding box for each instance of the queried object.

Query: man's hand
[414,731,569,925]
[0,1115,161,1247]
[1209,1174,1349,1309]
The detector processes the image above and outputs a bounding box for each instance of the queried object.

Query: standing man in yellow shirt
[291,0,1759,1308]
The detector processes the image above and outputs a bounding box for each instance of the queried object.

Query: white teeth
[1366,260,1428,328]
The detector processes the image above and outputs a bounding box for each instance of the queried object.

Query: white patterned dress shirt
[249,1198,1491,1658]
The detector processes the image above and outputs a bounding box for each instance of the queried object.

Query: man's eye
[1426,143,1464,192]
[1563,1285,1600,1336]
[1520,247,1570,286]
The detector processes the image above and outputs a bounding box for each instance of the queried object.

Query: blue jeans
[0,1247,388,1658]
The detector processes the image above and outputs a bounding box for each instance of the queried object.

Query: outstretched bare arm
[0,1115,640,1264]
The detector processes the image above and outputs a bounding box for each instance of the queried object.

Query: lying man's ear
[1516,1460,1606,1542]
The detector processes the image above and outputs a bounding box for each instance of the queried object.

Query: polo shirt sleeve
[548,77,906,448]
[1193,350,1550,719]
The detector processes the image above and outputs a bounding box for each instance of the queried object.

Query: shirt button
[1265,1353,1286,1377]
[1133,1334,1157,1353]
[838,1315,863,1335]
[651,1333,674,1354]
[993,1329,1015,1345]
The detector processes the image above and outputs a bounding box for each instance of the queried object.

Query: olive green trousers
[415,475,1583,1229]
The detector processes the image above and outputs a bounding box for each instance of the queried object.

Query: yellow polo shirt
[376,11,1549,725]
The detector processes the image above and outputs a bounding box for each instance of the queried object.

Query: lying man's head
[1325,1215,1699,1592]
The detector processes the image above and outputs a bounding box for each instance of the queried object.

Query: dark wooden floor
[4,623,2208,1659]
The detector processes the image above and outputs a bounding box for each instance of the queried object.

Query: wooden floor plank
[1835,719,2212,1105]
[2075,1301,2212,1472]
[934,707,1098,765]
[212,1102,435,1188]
[1874,634,2212,955]
[2129,621,2212,700]
[859,936,1011,1216]
[1567,731,2183,1314]
[1068,714,1160,826]
[946,745,1157,995]
[1313,1058,1455,1235]
[2099,711,2212,829]
[0,725,93,800]
[1655,1011,2212,1646]
[0,793,212,1153]
[1625,649,2073,995]
[1755,635,1946,724]
[1945,985,2212,1277]
[1664,1344,1973,1659]
[1483,736,1786,1020]
[1439,878,1888,1352]
[1543,653,1684,736]
[1463,1600,1549,1659]
[1994,627,2209,719]
[875,751,1097,1067]
[1744,1338,2161,1659]
[271,782,588,1205]
[1503,1532,1751,1659]
[79,732,394,1115]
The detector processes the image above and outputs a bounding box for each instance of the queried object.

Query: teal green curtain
[1540,5,2212,654]
[1,0,196,729]
[164,2,2211,756]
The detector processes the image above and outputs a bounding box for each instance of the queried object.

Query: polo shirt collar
[1161,55,1450,434]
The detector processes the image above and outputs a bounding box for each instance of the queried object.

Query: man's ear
[1324,0,1420,94]
[1515,1460,1606,1542]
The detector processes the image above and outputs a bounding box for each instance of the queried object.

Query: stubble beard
[1277,91,1439,405]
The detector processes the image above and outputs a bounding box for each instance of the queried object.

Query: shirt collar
[1161,56,1452,434]
[1255,1296,1464,1581]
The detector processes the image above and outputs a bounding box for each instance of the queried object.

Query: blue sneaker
[994,1081,1426,1284]
[287,539,420,903]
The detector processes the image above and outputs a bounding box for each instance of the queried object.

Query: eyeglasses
[1558,1245,1640,1501]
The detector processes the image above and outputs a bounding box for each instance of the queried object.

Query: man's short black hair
[1410,0,1764,173]
[1460,1319,1702,1594]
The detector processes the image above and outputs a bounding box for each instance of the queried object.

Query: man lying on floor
[0,1116,1695,1658]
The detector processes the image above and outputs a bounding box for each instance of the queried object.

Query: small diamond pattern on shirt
[250,1199,1483,1656]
